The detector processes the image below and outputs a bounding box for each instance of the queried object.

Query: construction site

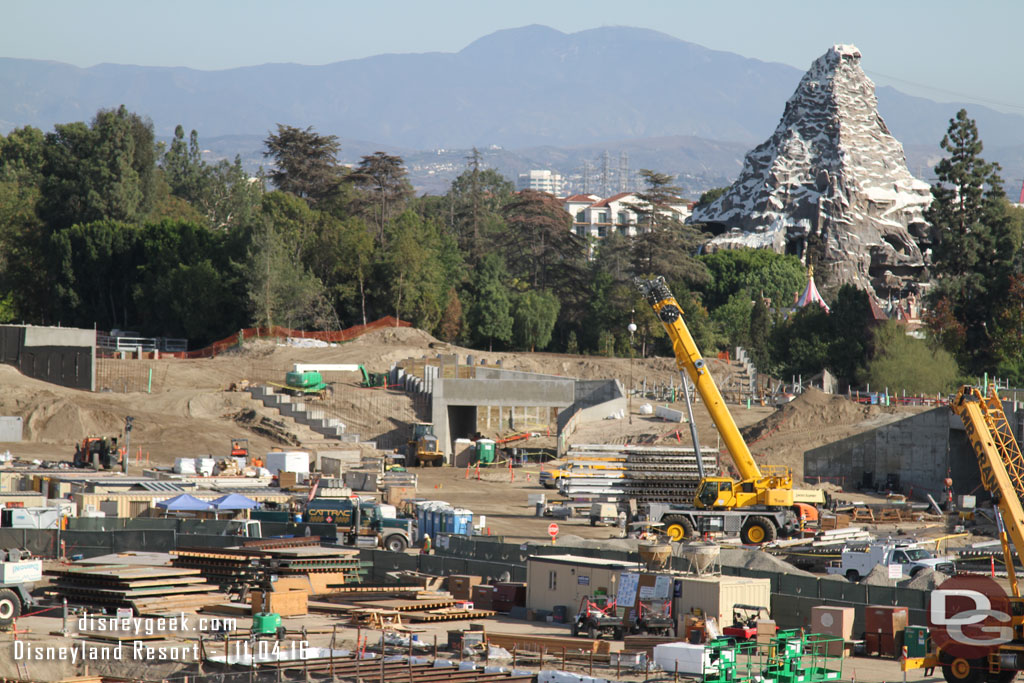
[0,281,1019,683]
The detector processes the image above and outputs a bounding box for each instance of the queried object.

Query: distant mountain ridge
[2,25,1021,191]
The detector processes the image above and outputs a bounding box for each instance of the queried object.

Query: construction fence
[95,358,170,393]
[180,316,411,358]
[429,536,929,636]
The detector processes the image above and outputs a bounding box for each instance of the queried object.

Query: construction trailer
[525,554,640,612]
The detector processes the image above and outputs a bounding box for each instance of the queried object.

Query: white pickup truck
[826,542,955,582]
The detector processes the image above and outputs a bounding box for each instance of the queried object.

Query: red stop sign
[548,523,559,537]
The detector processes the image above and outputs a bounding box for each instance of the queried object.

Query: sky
[3,0,1022,114]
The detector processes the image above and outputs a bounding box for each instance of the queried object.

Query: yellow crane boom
[638,276,761,481]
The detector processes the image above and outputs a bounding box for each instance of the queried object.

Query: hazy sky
[4,0,1021,113]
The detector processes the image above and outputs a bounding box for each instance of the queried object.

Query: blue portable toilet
[451,508,473,535]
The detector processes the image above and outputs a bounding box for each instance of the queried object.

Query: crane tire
[740,516,777,545]
[663,517,695,542]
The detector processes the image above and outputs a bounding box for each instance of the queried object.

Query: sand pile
[720,548,816,576]
[901,568,948,590]
[861,564,899,585]
[350,327,440,347]
[22,398,124,442]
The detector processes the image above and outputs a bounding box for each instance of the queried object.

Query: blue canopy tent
[210,493,261,510]
[154,494,213,512]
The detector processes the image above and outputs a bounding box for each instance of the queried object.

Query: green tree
[347,152,414,246]
[513,289,560,352]
[379,211,449,330]
[468,253,513,351]
[307,215,376,326]
[712,290,753,350]
[501,189,587,298]
[748,293,772,370]
[629,170,709,288]
[699,249,806,311]
[246,220,332,329]
[925,109,1014,371]
[695,186,728,210]
[49,220,143,329]
[39,106,157,231]
[263,124,343,205]
[162,125,207,202]
[864,321,960,394]
[449,150,514,259]
[823,285,873,385]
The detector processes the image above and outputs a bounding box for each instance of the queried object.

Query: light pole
[627,321,637,424]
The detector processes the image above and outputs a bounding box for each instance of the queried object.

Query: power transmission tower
[619,151,629,192]
[601,151,610,197]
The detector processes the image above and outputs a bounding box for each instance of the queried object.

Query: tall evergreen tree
[263,124,342,205]
[925,109,1014,371]
[469,253,513,351]
[346,152,413,246]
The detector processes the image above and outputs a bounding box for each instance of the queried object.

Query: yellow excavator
[637,276,824,544]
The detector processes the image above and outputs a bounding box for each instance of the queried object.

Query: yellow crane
[904,385,1024,683]
[637,276,823,544]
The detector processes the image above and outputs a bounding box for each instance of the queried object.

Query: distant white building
[562,192,694,240]
[518,169,564,196]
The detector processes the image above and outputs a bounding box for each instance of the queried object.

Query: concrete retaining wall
[804,407,988,496]
[0,324,96,391]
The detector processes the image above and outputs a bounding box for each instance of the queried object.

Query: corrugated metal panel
[676,575,772,625]
[134,481,184,492]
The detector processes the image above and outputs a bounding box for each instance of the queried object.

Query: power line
[865,69,1024,114]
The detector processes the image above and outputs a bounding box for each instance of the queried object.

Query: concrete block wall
[804,406,984,496]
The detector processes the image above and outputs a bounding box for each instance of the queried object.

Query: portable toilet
[450,508,473,535]
[476,439,496,465]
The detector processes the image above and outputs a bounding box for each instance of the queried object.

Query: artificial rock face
[689,44,931,298]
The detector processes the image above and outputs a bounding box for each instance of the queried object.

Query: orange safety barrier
[174,316,412,359]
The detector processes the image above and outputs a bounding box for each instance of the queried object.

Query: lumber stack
[47,565,227,615]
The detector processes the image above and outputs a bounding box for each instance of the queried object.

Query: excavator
[904,385,1024,683]
[637,276,825,544]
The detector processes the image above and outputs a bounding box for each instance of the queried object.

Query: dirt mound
[22,398,124,443]
[742,388,872,443]
[720,548,815,576]
[861,564,898,585]
[901,568,948,590]
[349,326,440,347]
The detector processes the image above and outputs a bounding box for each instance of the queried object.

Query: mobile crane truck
[904,385,1024,683]
[637,276,824,544]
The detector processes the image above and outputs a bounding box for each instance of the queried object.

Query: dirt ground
[0,326,929,477]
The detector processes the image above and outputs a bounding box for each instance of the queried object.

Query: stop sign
[548,523,559,537]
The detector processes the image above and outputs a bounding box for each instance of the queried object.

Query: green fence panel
[819,578,867,603]
[778,574,819,597]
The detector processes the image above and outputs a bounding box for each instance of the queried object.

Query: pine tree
[925,109,1014,371]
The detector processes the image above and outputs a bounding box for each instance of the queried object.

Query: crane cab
[695,473,798,510]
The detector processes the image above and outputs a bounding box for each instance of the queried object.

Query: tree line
[0,107,1021,393]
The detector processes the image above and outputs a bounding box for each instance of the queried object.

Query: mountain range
[2,25,1021,195]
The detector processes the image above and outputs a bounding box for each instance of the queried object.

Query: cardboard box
[278,471,299,489]
[251,590,308,617]
[448,574,483,601]
[385,485,413,506]
[865,606,908,635]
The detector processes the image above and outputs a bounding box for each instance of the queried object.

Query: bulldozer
[407,422,444,467]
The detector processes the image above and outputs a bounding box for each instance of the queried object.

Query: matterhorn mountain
[689,44,932,299]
